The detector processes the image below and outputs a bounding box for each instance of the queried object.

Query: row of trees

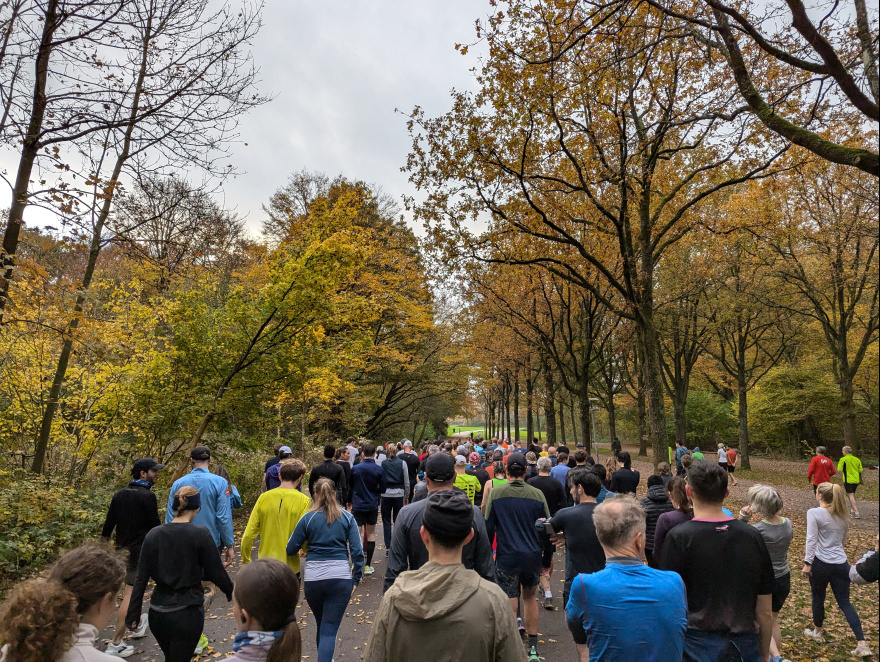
[409,0,878,466]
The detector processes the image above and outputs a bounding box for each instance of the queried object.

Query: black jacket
[337,460,353,505]
[101,482,160,553]
[640,484,674,551]
[610,468,641,495]
[309,460,348,503]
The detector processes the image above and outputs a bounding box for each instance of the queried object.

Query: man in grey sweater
[384,453,494,592]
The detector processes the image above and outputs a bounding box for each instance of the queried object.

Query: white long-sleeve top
[804,506,848,565]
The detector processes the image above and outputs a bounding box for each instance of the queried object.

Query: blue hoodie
[351,457,383,511]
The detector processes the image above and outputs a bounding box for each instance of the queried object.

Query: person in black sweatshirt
[101,457,164,655]
[127,486,233,662]
[309,444,348,504]
[336,445,354,507]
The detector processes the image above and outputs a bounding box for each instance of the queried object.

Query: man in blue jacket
[351,442,384,575]
[166,445,234,564]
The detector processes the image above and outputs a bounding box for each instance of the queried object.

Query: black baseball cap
[425,453,455,482]
[190,445,211,460]
[132,458,165,478]
[507,452,528,469]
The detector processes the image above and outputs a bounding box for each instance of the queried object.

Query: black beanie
[423,490,473,540]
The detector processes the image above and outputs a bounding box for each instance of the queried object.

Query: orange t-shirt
[727,449,737,466]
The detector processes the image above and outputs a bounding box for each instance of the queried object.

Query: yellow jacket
[241,487,311,572]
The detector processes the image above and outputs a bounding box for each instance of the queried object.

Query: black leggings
[149,605,204,662]
[809,558,864,640]
[381,496,404,549]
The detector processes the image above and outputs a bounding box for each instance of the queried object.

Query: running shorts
[844,482,858,494]
[726,464,736,473]
[353,509,379,527]
[495,567,540,598]
[540,539,555,570]
[771,572,791,613]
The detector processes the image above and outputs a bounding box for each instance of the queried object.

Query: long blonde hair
[816,482,848,520]
[311,478,342,525]
[605,455,618,476]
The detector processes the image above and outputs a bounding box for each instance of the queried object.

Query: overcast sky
[216,0,488,236]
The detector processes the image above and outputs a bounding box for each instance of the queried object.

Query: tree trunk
[673,388,688,449]
[543,356,557,446]
[0,0,59,315]
[170,410,216,482]
[536,406,542,441]
[514,378,520,441]
[570,394,579,445]
[31,9,153,473]
[641,319,668,467]
[545,393,557,447]
[578,382,591,452]
[839,377,859,454]
[636,350,648,457]
[607,395,617,449]
[526,374,534,444]
[558,397,566,445]
[737,379,751,469]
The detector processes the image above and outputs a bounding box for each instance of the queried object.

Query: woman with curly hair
[0,545,125,661]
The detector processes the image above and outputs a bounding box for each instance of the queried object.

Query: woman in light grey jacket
[0,545,125,662]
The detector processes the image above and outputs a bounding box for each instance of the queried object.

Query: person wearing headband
[127,486,233,662]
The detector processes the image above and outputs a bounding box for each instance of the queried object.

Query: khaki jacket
[365,562,526,662]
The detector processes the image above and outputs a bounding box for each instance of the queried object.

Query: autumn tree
[409,0,784,464]
[753,156,879,453]
[27,0,266,473]
[644,0,879,174]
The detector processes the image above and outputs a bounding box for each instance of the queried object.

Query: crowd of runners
[0,437,877,662]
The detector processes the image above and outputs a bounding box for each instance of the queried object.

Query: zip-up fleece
[351,458,384,511]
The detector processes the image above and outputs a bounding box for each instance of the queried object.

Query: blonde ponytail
[311,478,342,525]
[816,482,849,520]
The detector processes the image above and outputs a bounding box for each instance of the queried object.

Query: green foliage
[0,471,117,578]
[684,389,737,447]
[748,361,841,456]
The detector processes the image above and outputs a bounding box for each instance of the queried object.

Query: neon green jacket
[838,455,862,485]
[241,487,311,572]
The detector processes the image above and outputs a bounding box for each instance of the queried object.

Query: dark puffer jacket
[640,483,674,552]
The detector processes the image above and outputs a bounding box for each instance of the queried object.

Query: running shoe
[803,628,825,643]
[105,642,134,658]
[363,565,375,575]
[541,595,554,610]
[852,512,861,519]
[851,642,871,657]
[517,616,525,632]
[194,634,209,654]
[527,646,541,662]
[130,612,148,639]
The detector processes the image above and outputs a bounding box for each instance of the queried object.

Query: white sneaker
[803,627,825,643]
[105,642,135,658]
[130,612,148,639]
[851,642,871,657]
